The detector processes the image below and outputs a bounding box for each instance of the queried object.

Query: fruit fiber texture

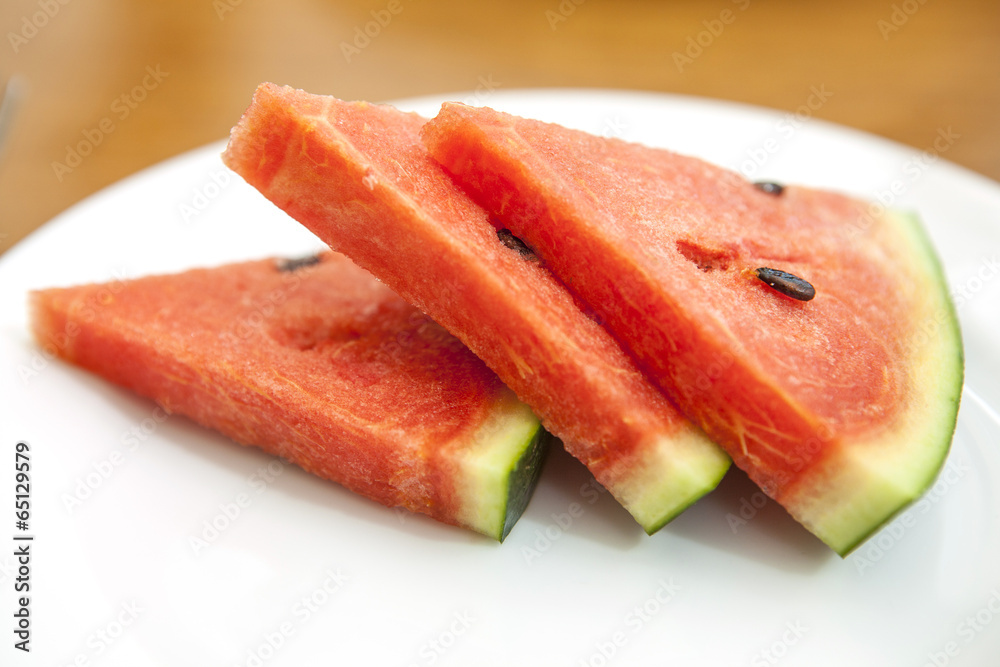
[30,252,548,540]
[222,83,730,534]
[423,102,963,555]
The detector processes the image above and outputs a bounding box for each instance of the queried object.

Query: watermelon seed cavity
[675,240,733,272]
[497,228,537,260]
[755,267,816,301]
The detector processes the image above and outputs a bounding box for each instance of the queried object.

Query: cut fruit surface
[30,252,549,540]
[222,83,731,533]
[423,102,963,555]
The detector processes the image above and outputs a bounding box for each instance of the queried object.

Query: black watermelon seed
[753,181,785,196]
[755,267,816,301]
[276,254,323,272]
[497,228,536,259]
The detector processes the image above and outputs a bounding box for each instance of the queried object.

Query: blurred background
[1,0,998,255]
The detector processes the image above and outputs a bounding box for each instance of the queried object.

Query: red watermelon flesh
[423,102,963,555]
[30,252,549,541]
[222,83,730,533]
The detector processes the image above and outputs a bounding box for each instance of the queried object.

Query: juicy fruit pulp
[423,102,963,555]
[222,83,731,533]
[30,253,549,540]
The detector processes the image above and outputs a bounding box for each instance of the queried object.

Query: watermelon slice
[29,252,549,541]
[423,103,964,555]
[222,83,730,534]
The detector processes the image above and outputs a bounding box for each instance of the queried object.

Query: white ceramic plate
[2,90,999,666]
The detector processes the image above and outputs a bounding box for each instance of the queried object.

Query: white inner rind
[451,388,544,540]
[784,211,963,556]
[613,424,731,534]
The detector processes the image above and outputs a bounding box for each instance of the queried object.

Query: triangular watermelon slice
[423,103,964,555]
[222,83,731,534]
[30,252,549,540]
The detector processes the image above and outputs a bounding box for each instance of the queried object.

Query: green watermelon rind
[221,85,732,538]
[451,393,551,541]
[423,101,962,554]
[500,424,553,541]
[614,427,732,534]
[786,210,963,556]
[30,256,554,543]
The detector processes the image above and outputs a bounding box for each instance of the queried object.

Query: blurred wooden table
[2,0,998,255]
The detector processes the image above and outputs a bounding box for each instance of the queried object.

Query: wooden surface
[2,0,998,255]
